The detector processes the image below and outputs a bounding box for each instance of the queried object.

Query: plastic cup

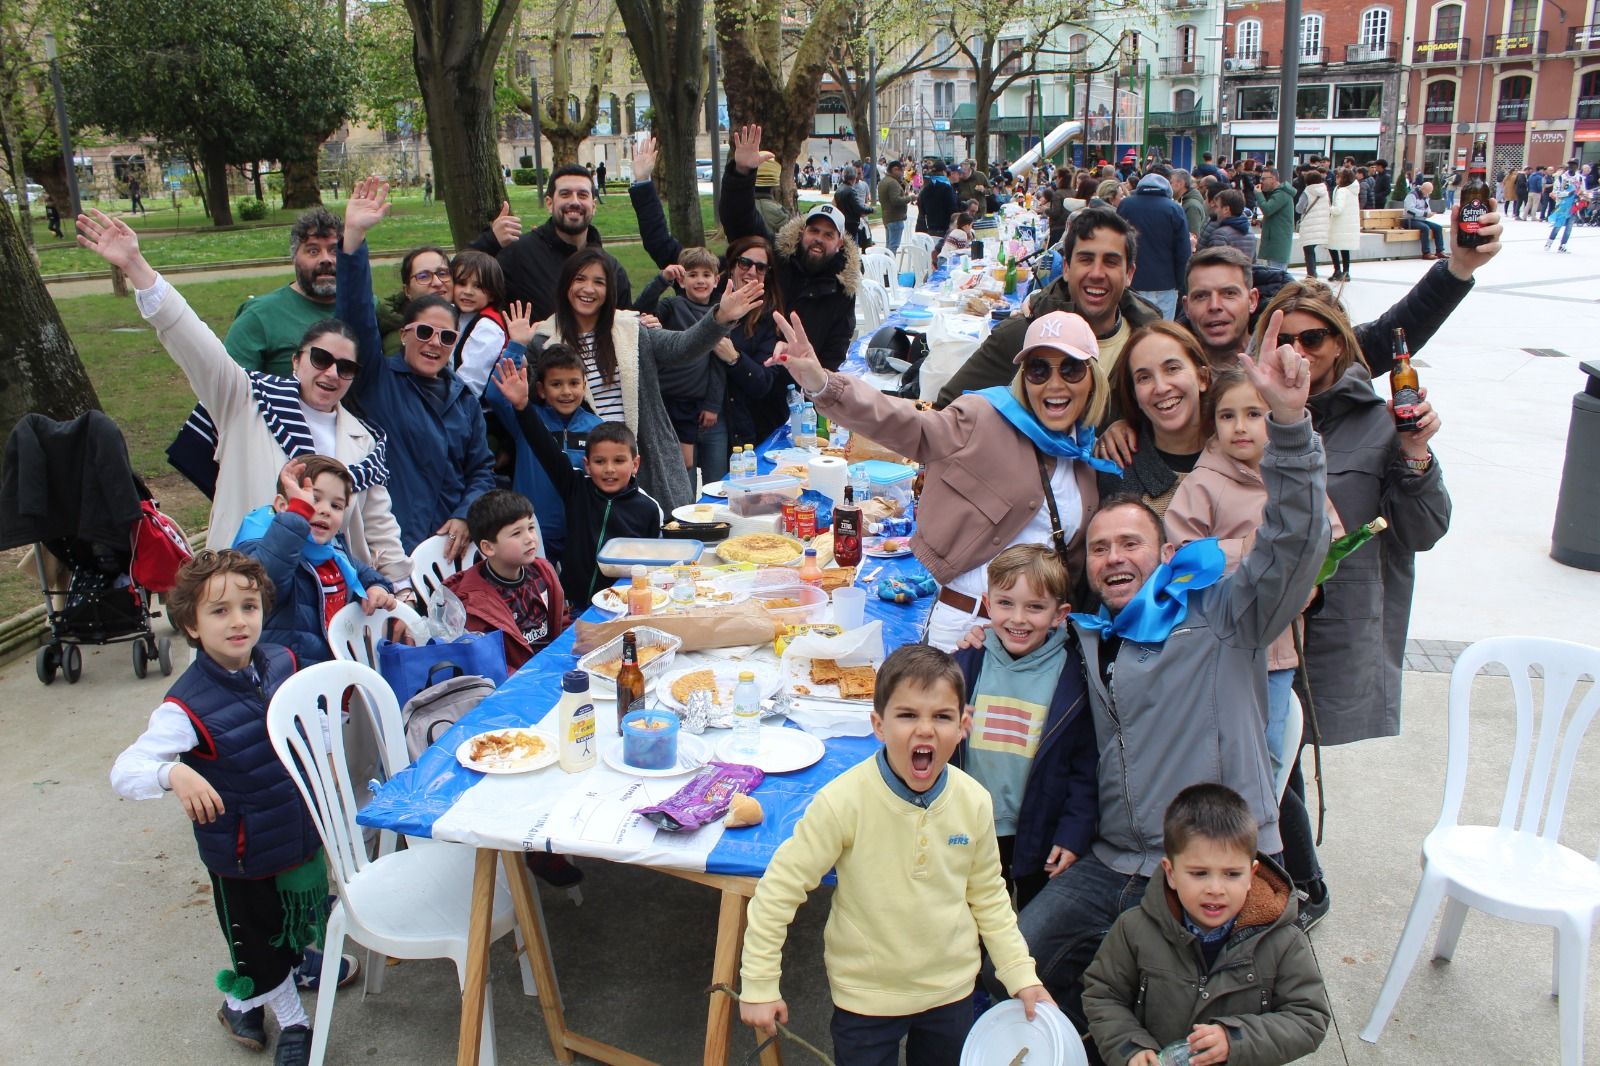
[831,586,866,630]
[897,271,917,289]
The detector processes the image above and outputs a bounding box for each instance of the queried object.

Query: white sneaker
[1545,239,1554,250]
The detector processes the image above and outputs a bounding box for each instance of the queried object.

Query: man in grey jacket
[1014,327,1330,1029]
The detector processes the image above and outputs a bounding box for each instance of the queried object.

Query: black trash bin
[1550,359,1600,570]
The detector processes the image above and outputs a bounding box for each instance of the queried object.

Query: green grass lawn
[34,189,719,275]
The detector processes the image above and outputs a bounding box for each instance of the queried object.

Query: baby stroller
[1,411,187,684]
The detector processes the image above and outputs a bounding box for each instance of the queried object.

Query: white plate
[715,726,825,773]
[599,732,711,778]
[656,662,783,713]
[863,536,913,558]
[672,502,733,525]
[591,586,671,614]
[456,728,559,774]
[960,1001,1084,1066]
[701,481,729,499]
[786,656,879,704]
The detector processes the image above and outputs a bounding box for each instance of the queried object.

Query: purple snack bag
[635,761,765,832]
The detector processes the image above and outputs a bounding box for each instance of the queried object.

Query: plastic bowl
[751,584,830,626]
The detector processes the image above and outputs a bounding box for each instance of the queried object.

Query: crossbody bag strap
[1036,453,1072,564]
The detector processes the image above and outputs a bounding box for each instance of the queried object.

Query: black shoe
[217,1002,267,1052]
[525,851,586,888]
[274,1024,312,1066]
[1296,882,1331,934]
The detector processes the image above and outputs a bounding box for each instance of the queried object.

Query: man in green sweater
[877,159,912,252]
[1256,167,1295,270]
[223,207,342,376]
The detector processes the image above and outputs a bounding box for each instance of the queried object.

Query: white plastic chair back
[1275,692,1304,803]
[855,278,890,338]
[898,241,933,284]
[909,232,940,255]
[326,601,428,669]
[407,533,485,606]
[861,250,896,290]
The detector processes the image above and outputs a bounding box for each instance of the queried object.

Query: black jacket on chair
[0,410,143,552]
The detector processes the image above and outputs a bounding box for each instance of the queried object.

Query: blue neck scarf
[234,506,368,602]
[970,386,1122,475]
[1071,538,1226,644]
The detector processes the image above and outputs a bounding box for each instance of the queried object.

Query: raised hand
[343,177,391,251]
[659,263,687,286]
[75,209,157,288]
[714,275,765,325]
[505,300,537,347]
[491,200,523,247]
[766,311,826,392]
[492,356,531,410]
[633,136,658,183]
[1238,309,1310,424]
[277,460,314,507]
[730,125,770,174]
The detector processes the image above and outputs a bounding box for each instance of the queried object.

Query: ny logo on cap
[1038,318,1063,339]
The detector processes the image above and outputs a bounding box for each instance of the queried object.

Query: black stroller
[1,411,177,684]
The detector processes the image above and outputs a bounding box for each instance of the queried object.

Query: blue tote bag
[377,631,508,709]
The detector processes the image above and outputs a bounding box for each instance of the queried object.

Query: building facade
[1401,0,1600,179]
[1220,0,1403,166]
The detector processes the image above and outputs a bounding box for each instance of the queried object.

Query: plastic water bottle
[800,403,818,450]
[786,385,803,441]
[735,445,753,480]
[732,671,761,758]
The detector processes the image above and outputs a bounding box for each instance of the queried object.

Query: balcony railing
[1162,0,1208,8]
[1223,50,1270,72]
[1486,30,1548,57]
[1298,47,1330,65]
[1414,37,1469,62]
[1578,96,1600,119]
[1423,105,1455,124]
[1159,56,1206,76]
[1147,108,1216,128]
[1568,24,1600,49]
[1345,40,1399,63]
[1497,98,1531,122]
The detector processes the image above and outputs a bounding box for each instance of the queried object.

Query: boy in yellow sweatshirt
[739,644,1053,1064]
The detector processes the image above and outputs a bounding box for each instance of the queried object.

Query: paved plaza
[1,221,1597,1064]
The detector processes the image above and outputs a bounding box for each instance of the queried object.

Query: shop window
[1335,84,1382,118]
[1296,85,1330,119]
[1237,86,1278,119]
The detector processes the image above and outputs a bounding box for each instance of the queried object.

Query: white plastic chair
[855,277,890,338]
[326,601,429,669]
[1361,636,1600,1065]
[861,249,896,290]
[407,533,485,606]
[268,661,528,1066]
[898,241,933,284]
[909,232,940,256]
[1275,692,1304,803]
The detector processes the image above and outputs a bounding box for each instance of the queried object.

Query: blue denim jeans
[1404,218,1445,254]
[1133,289,1178,318]
[696,419,729,483]
[1016,851,1149,1031]
[1550,216,1576,248]
[1267,667,1295,781]
[885,220,905,253]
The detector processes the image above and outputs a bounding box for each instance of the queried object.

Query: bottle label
[1393,385,1421,425]
[568,704,595,754]
[1459,200,1488,234]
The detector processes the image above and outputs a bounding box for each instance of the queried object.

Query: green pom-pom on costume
[215,968,255,1000]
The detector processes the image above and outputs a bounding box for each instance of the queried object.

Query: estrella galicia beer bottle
[1458,137,1492,249]
[1390,328,1422,433]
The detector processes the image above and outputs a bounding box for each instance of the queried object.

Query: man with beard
[468,163,633,321]
[223,208,341,376]
[721,125,860,370]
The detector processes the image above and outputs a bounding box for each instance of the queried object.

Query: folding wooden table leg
[456,848,499,1066]
[703,888,752,1066]
[500,850,575,1064]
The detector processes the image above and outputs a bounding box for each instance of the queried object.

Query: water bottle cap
[562,670,590,693]
[739,671,755,681]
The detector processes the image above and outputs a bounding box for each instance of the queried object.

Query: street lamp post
[42,32,81,220]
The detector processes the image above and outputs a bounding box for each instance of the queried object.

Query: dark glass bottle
[1458,137,1492,249]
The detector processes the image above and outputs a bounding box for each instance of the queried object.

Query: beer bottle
[1458,137,1492,249]
[614,631,646,735]
[1390,328,1422,433]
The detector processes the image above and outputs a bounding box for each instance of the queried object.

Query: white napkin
[781,622,885,739]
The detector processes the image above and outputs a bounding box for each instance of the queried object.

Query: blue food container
[622,709,680,770]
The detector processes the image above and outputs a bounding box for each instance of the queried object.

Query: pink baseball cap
[1014,310,1099,364]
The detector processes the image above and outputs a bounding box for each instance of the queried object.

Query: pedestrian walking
[128,175,146,215]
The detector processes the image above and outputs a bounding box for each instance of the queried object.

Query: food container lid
[596,538,704,566]
[726,473,801,495]
[850,460,917,485]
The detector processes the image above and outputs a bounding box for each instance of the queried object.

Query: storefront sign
[1531,131,1566,143]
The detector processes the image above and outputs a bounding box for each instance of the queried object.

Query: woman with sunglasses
[73,207,413,589]
[765,308,1119,651]
[1103,321,1213,516]
[710,235,792,450]
[378,246,453,351]
[336,179,497,559]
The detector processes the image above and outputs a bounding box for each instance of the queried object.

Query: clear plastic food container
[750,584,830,626]
[851,460,918,509]
[596,537,704,577]
[726,473,803,517]
[575,625,684,697]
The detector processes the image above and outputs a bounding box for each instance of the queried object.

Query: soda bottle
[1390,328,1422,433]
[614,631,647,734]
[833,485,863,568]
[1458,137,1492,249]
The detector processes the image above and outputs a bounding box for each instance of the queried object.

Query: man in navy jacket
[1117,171,1190,318]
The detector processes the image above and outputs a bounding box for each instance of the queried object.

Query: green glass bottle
[1316,517,1389,585]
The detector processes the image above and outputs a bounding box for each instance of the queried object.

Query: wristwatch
[1402,451,1433,472]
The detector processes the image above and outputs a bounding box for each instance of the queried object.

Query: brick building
[1401,0,1600,179]
[1220,0,1404,166]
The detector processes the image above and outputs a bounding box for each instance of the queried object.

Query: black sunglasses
[734,256,771,275]
[305,346,360,380]
[1022,356,1090,386]
[410,267,451,284]
[406,323,460,347]
[1275,327,1334,349]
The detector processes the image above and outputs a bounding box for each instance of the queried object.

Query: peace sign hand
[765,311,827,393]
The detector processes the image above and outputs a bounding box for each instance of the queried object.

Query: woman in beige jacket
[767,307,1120,650]
[75,209,412,589]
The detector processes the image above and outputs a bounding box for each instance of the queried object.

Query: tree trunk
[25,153,70,222]
[0,198,101,444]
[201,145,234,227]
[281,155,323,209]
[655,107,704,245]
[543,128,584,168]
[616,0,707,247]
[252,161,265,202]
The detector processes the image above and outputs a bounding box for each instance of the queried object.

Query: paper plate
[657,662,782,713]
[960,1001,1085,1066]
[456,728,559,774]
[715,726,825,774]
[672,502,733,525]
[701,481,729,499]
[591,586,671,615]
[599,732,711,778]
[863,536,914,559]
